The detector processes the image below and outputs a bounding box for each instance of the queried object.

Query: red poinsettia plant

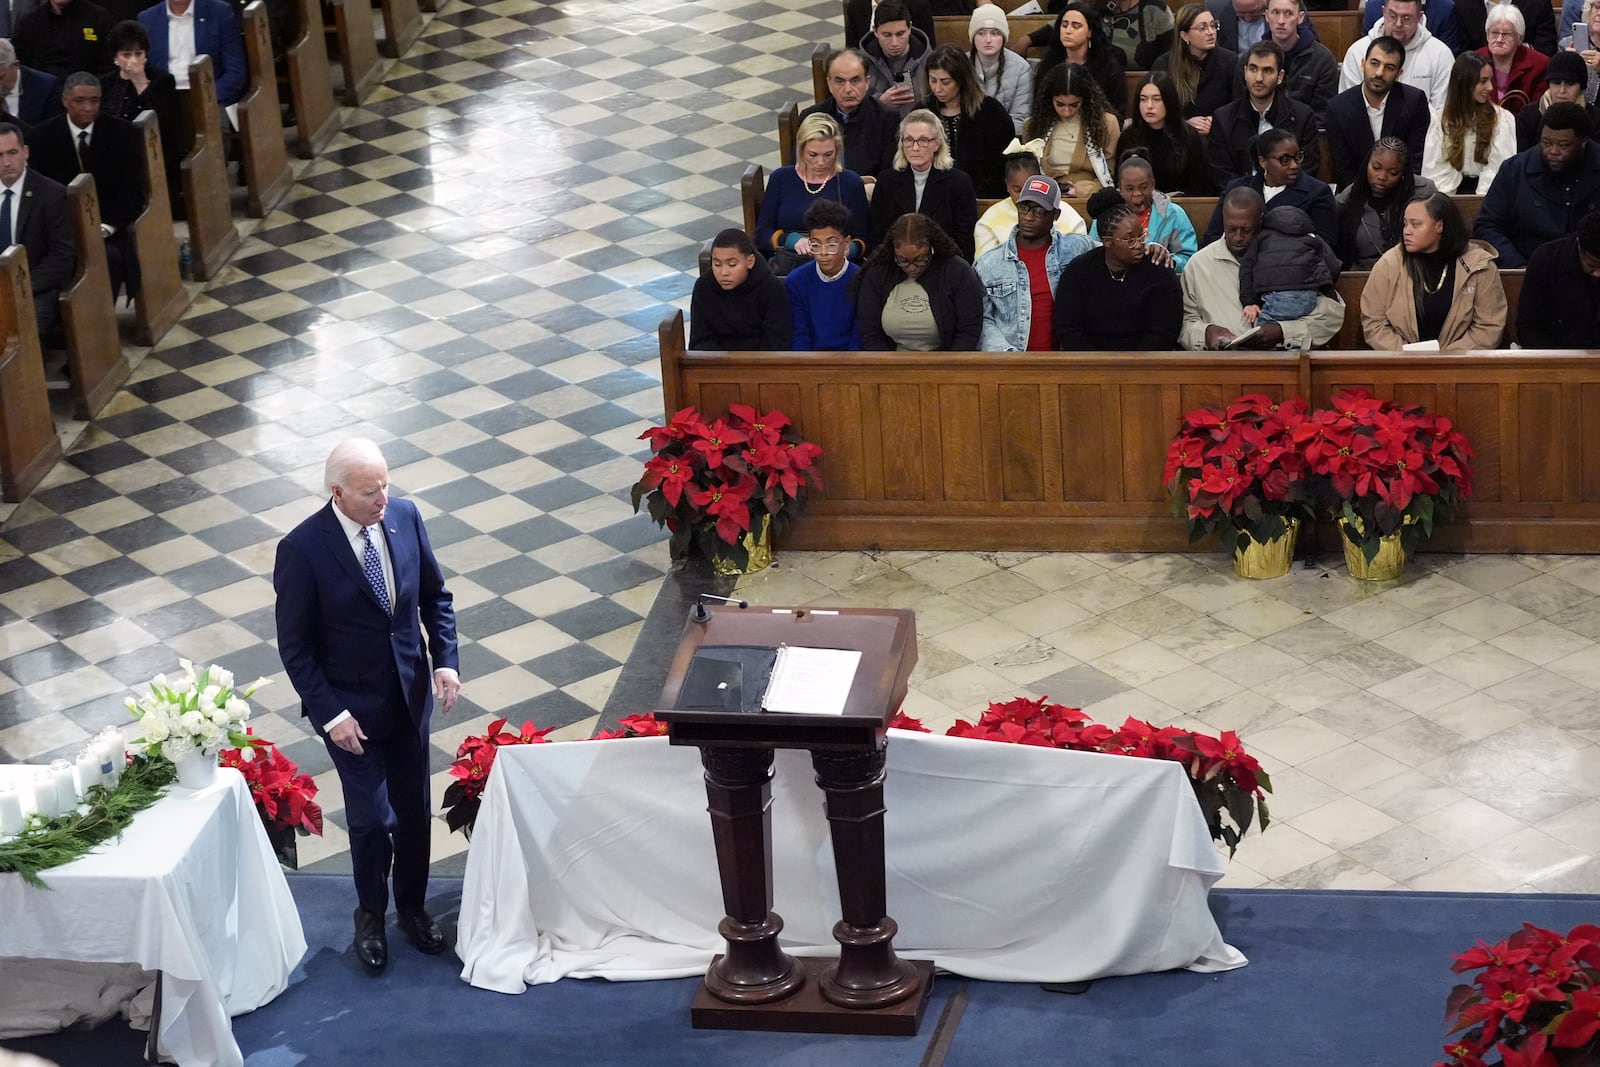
[894,696,1271,857]
[1435,923,1600,1067]
[441,713,668,837]
[1164,393,1313,555]
[631,404,823,570]
[218,738,322,868]
[1294,388,1475,563]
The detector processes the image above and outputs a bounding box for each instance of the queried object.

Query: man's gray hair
[0,41,16,68]
[62,71,100,94]
[325,438,386,494]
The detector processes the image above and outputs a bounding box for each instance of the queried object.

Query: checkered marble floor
[0,0,1596,894]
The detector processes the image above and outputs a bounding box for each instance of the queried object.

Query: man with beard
[1475,102,1600,267]
[1325,35,1429,186]
[1207,41,1321,188]
[975,173,1094,351]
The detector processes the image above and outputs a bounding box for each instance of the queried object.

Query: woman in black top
[1115,72,1214,194]
[1151,3,1241,137]
[1334,136,1432,269]
[922,44,1016,198]
[100,21,181,204]
[872,109,980,261]
[1036,1,1129,115]
[1053,189,1183,350]
[856,213,984,351]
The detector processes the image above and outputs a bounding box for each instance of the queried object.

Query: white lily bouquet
[126,660,272,761]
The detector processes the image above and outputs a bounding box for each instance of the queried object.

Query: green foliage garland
[0,756,176,889]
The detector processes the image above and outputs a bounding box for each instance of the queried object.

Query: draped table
[457,731,1246,993]
[0,764,307,1067]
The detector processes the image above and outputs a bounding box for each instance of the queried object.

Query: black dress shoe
[396,908,447,955]
[354,907,388,972]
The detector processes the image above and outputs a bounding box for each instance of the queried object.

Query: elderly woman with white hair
[870,108,979,260]
[1475,3,1549,115]
[754,112,872,275]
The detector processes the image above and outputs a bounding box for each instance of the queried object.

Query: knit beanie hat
[1547,50,1588,86]
[969,5,1009,42]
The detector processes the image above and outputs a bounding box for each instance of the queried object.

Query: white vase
[173,747,218,790]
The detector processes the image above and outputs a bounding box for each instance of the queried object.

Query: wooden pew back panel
[59,175,128,419]
[129,111,185,347]
[0,247,63,501]
[286,0,339,158]
[239,1,293,218]
[180,56,242,282]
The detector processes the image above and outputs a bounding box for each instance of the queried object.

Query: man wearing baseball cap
[975,173,1094,351]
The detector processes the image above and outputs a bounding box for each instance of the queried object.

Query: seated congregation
[691,0,1600,354]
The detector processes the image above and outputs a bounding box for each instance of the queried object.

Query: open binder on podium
[678,644,861,716]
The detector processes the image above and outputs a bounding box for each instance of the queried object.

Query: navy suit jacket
[15,66,63,128]
[12,169,76,296]
[273,497,458,739]
[138,0,246,106]
[1323,82,1429,189]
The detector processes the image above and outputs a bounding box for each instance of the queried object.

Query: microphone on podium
[691,593,748,622]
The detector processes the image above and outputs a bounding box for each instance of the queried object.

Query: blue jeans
[1258,290,1320,324]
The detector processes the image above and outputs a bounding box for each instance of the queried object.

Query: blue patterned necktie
[360,526,391,614]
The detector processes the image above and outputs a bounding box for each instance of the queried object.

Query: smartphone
[895,71,908,82]
[1577,23,1591,51]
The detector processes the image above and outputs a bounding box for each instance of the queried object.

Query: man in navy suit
[137,0,244,106]
[0,122,75,336]
[1323,35,1428,187]
[274,438,461,973]
[0,41,64,127]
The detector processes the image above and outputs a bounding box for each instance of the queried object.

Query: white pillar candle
[103,728,126,788]
[50,759,78,815]
[0,781,22,834]
[76,748,102,795]
[32,768,58,818]
[93,740,117,790]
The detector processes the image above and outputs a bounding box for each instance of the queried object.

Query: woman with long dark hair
[1151,3,1242,137]
[1335,137,1434,270]
[856,212,985,350]
[1361,192,1507,350]
[1026,64,1121,197]
[1115,72,1214,194]
[1423,52,1517,195]
[922,44,1016,198]
[1036,1,1129,114]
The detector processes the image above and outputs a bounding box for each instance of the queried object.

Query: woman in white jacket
[1423,52,1517,194]
[969,5,1033,135]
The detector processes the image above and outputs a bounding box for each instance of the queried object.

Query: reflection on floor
[0,0,1595,894]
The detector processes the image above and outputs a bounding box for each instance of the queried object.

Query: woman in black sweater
[1116,72,1215,195]
[856,213,984,350]
[1053,190,1183,350]
[688,230,792,350]
[1150,3,1241,137]
[922,44,1016,198]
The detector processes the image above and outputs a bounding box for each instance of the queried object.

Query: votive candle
[0,781,22,834]
[32,768,58,818]
[76,748,102,795]
[50,758,78,814]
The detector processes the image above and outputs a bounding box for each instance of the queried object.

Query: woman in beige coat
[1360,192,1508,351]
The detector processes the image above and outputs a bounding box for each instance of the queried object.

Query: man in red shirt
[975,174,1095,351]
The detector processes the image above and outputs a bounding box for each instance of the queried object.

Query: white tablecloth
[0,766,308,1067]
[457,731,1245,993]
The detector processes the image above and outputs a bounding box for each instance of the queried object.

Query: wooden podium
[656,604,934,1035]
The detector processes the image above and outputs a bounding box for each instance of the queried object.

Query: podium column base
[691,957,934,1035]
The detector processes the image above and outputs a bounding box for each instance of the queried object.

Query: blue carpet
[7,879,1599,1066]
[942,889,1600,1067]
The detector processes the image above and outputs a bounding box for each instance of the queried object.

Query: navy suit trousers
[324,716,432,916]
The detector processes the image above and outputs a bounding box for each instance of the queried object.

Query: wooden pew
[129,112,186,347]
[328,0,382,106]
[239,1,293,218]
[1306,10,1364,62]
[286,0,339,159]
[811,43,828,105]
[0,248,63,502]
[374,0,422,59]
[658,312,1600,555]
[779,101,799,169]
[58,175,128,420]
[180,56,241,282]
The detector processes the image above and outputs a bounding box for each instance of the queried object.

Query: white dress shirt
[0,169,28,246]
[168,3,197,89]
[323,503,396,732]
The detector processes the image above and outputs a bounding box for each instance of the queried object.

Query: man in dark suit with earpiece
[0,121,75,337]
[274,437,461,974]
